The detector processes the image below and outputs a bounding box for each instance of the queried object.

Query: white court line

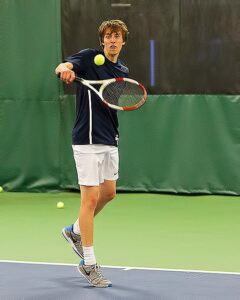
[1,260,240,276]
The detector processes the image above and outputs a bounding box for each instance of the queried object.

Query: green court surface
[0,192,240,273]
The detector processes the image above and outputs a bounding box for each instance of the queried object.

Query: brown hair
[98,20,129,46]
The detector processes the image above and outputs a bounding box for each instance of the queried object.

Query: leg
[78,184,112,287]
[79,180,116,246]
[94,144,118,216]
[79,185,99,246]
[63,180,116,257]
[62,146,116,257]
[63,145,116,286]
[94,180,116,216]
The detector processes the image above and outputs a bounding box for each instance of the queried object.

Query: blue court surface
[1,261,240,299]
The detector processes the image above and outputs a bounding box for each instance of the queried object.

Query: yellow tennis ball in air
[57,201,64,209]
[94,54,105,66]
[0,186,3,193]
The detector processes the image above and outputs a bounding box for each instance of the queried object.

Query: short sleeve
[64,48,94,76]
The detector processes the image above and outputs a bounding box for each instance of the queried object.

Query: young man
[55,20,129,288]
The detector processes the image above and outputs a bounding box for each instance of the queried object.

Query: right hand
[55,63,75,84]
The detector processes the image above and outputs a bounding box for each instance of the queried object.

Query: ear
[122,41,126,45]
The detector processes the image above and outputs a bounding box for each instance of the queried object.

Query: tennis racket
[62,75,147,111]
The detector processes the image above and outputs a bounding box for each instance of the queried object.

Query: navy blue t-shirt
[65,48,129,146]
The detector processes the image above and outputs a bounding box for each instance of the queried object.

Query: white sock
[73,219,80,235]
[83,246,96,266]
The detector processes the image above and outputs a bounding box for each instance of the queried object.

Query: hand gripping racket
[69,76,147,111]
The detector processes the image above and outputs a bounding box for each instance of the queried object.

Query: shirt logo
[120,65,129,73]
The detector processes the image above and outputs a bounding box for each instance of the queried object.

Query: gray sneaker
[77,260,112,288]
[62,224,83,258]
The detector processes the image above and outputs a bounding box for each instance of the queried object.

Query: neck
[104,50,118,63]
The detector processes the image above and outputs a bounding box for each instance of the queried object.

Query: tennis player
[55,20,129,288]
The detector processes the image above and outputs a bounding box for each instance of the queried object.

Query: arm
[55,62,75,84]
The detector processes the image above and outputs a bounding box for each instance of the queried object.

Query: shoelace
[93,265,105,280]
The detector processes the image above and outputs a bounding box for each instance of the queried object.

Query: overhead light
[111,3,131,7]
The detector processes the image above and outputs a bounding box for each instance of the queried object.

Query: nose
[110,35,116,43]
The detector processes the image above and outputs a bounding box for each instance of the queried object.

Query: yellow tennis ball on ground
[57,201,64,209]
[94,54,105,66]
[0,186,3,193]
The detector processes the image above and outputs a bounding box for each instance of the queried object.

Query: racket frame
[75,76,147,111]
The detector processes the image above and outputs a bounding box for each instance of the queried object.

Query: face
[102,28,125,58]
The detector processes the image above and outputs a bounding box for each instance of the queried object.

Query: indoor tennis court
[0,0,240,299]
[1,193,240,299]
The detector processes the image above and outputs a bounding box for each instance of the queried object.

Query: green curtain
[118,95,240,195]
[0,0,63,191]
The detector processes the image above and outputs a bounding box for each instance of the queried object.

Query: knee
[105,190,116,202]
[81,195,98,211]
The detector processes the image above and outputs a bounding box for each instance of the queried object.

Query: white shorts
[72,144,119,186]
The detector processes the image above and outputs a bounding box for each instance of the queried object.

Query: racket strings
[102,81,144,108]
